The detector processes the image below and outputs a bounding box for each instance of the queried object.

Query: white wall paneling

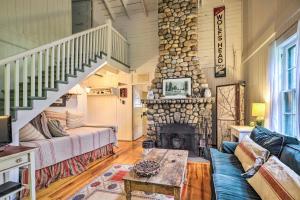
[241,0,300,124]
[0,0,72,59]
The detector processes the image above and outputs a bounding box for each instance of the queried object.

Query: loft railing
[111,27,129,66]
[0,20,129,116]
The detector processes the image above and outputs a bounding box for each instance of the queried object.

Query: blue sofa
[210,127,300,200]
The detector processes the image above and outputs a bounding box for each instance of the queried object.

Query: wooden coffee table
[123,148,188,200]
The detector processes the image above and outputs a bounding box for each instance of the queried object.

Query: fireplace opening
[157,123,199,157]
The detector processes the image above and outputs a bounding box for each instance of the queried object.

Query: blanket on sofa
[21,127,117,170]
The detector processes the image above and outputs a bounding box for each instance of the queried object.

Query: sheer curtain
[295,20,300,139]
[268,42,281,132]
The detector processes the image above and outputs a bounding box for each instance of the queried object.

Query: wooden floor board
[32,138,211,200]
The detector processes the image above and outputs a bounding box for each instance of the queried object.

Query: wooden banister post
[106,19,112,61]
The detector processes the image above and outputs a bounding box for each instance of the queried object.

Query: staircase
[0,20,130,133]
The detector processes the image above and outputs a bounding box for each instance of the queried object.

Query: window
[279,35,297,137]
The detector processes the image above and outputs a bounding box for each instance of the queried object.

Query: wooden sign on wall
[214,6,226,77]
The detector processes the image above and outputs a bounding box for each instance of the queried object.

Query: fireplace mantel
[142,97,215,105]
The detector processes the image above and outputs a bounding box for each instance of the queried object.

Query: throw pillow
[234,135,270,171]
[20,123,46,142]
[241,157,264,178]
[44,110,67,129]
[66,111,84,129]
[40,112,53,139]
[30,113,52,139]
[47,120,69,137]
[248,156,300,200]
[250,127,284,157]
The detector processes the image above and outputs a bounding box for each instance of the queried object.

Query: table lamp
[251,103,265,126]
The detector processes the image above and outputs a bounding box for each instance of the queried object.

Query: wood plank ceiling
[95,0,157,20]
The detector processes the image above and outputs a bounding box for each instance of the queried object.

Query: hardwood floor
[34,138,211,200]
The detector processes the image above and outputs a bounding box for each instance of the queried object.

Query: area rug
[69,164,174,200]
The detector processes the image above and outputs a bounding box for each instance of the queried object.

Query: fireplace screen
[157,124,199,156]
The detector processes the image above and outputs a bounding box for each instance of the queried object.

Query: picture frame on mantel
[162,78,192,99]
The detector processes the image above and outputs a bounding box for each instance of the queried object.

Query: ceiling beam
[101,0,115,21]
[120,0,130,19]
[141,0,148,16]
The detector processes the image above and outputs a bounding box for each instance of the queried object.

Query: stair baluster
[75,37,79,70]
[31,54,36,97]
[45,49,49,89]
[95,29,99,56]
[62,42,66,81]
[4,63,11,115]
[38,51,43,97]
[56,44,61,81]
[14,60,20,108]
[92,31,96,59]
[86,34,90,65]
[79,36,83,70]
[66,40,70,75]
[82,35,86,65]
[71,39,75,75]
[51,47,55,88]
[23,57,28,107]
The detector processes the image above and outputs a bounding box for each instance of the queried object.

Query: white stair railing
[0,20,129,118]
[111,27,130,66]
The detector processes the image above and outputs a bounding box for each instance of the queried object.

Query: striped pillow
[20,123,46,142]
[248,156,300,200]
[234,135,270,171]
[66,111,84,129]
[48,120,69,137]
[44,110,67,129]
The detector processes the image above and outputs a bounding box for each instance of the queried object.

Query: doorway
[132,85,148,140]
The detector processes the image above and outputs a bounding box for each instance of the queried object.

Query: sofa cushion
[250,127,284,157]
[275,132,299,146]
[222,141,239,154]
[280,144,300,175]
[213,174,261,200]
[210,148,244,177]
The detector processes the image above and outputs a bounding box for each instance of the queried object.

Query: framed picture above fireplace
[162,78,191,99]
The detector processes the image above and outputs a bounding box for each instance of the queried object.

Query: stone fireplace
[158,123,199,156]
[143,0,215,155]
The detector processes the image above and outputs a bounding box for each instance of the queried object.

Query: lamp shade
[252,103,266,117]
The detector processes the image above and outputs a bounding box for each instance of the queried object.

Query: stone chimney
[153,0,207,98]
[143,0,215,151]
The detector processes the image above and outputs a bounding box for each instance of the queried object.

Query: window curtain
[268,42,281,132]
[295,20,300,139]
